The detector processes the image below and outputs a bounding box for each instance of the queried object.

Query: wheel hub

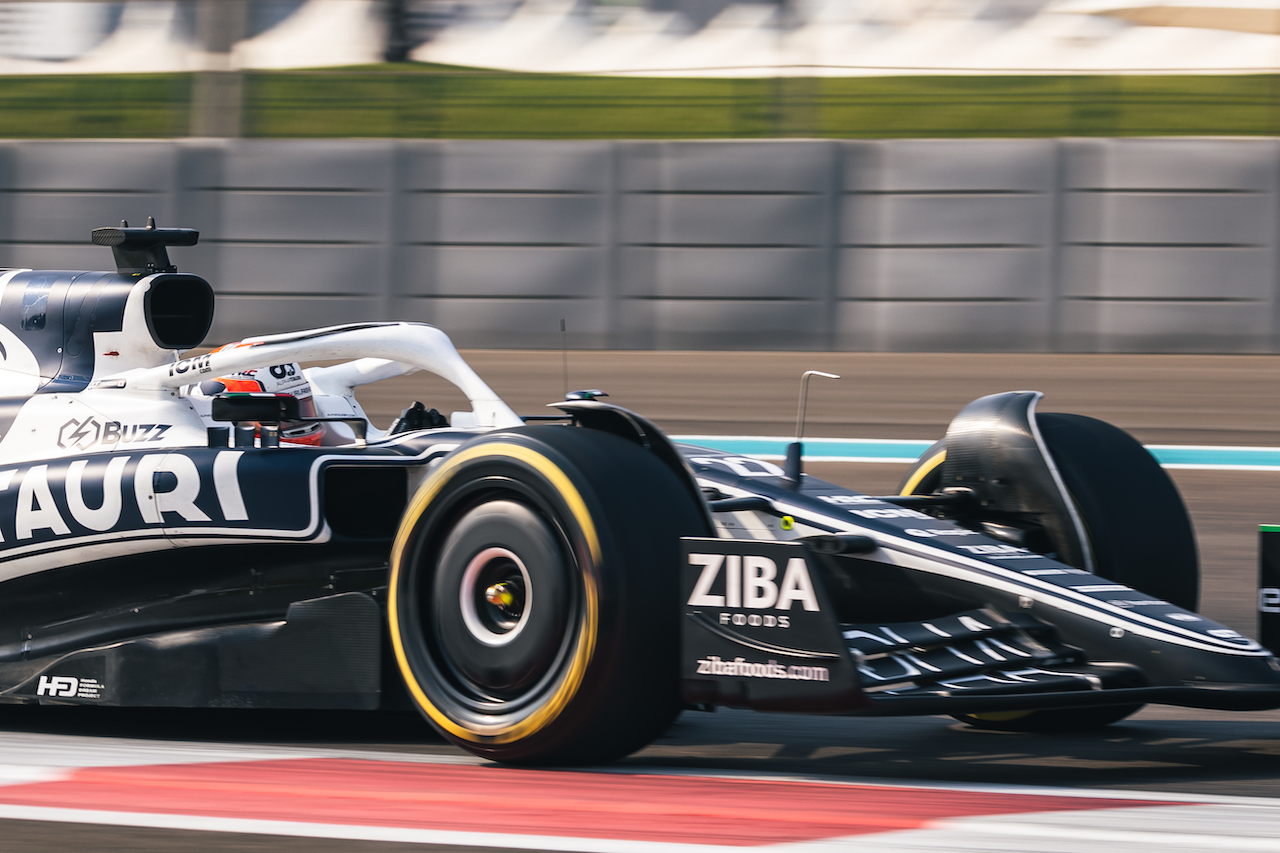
[429,497,575,703]
[485,580,523,617]
[460,547,533,647]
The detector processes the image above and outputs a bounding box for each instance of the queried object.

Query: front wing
[681,537,1280,716]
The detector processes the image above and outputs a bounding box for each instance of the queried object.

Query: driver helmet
[197,349,324,446]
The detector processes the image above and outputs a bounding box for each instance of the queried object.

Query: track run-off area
[4,351,1280,851]
[2,713,1280,852]
[5,722,1280,850]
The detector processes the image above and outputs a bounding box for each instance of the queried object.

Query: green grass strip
[5,66,1280,139]
[0,74,192,138]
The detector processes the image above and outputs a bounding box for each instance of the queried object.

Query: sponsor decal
[1106,599,1166,608]
[818,495,885,506]
[850,507,932,520]
[687,553,820,612]
[694,655,829,681]
[904,527,982,538]
[0,451,248,545]
[1192,627,1261,647]
[1261,587,1280,614]
[957,544,1033,556]
[57,418,171,451]
[168,353,214,378]
[718,612,790,629]
[211,364,308,396]
[35,675,103,700]
[688,456,786,478]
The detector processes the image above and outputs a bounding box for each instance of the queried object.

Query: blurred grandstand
[1,0,1280,76]
[4,3,1280,352]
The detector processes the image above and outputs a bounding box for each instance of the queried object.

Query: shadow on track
[0,705,447,749]
[623,707,1280,799]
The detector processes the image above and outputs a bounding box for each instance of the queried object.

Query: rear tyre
[388,426,710,764]
[898,412,1197,732]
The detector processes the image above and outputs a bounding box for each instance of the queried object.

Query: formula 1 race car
[0,223,1278,766]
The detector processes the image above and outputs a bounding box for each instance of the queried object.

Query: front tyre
[897,413,1196,733]
[898,414,1198,610]
[388,426,710,764]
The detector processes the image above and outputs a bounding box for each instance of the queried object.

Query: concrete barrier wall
[0,137,1277,352]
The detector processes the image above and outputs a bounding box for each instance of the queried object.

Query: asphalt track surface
[4,352,1280,851]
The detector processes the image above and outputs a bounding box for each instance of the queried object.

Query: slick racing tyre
[898,412,1199,733]
[899,413,1198,609]
[388,426,710,764]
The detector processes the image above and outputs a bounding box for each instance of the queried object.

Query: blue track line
[673,436,1280,471]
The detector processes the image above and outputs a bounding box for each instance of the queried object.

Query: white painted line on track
[0,766,68,787]
[3,802,1275,852]
[767,805,1280,852]
[607,763,1280,809]
[0,804,770,852]
[0,731,484,769]
[966,803,1280,841]
[923,807,1280,852]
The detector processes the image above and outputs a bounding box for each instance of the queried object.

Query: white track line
[0,731,484,769]
[4,802,1280,851]
[0,804,769,852]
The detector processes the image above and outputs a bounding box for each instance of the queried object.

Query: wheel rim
[389,440,606,747]
[419,484,581,712]
[459,546,533,647]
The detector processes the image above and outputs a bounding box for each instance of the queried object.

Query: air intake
[144,274,214,350]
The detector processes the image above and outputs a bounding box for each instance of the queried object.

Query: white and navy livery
[0,223,1278,765]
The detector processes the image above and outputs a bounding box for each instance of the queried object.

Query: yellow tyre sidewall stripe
[387,441,601,745]
[900,449,945,496]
